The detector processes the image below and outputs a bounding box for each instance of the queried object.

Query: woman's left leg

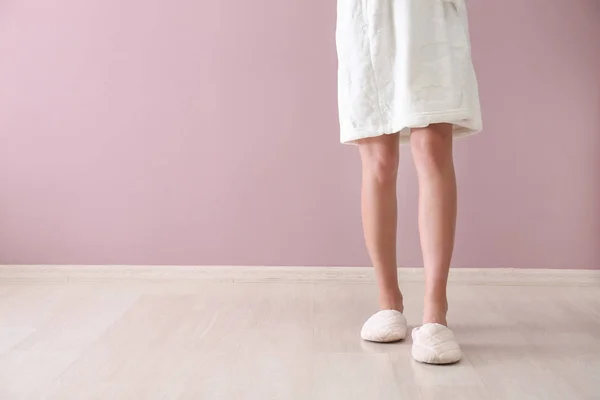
[410,123,456,327]
[409,123,463,364]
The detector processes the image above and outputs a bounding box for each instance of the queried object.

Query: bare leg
[357,134,403,312]
[411,124,456,326]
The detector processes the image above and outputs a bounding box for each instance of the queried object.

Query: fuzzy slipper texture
[411,323,462,364]
[361,310,408,343]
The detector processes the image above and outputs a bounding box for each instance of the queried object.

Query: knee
[411,129,453,174]
[360,145,399,184]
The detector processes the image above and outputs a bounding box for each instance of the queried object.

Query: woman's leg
[410,124,456,326]
[357,134,403,312]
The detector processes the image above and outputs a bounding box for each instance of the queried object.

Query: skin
[357,123,456,326]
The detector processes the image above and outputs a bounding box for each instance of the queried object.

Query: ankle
[423,297,448,326]
[379,292,404,313]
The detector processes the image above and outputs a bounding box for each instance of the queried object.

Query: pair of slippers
[361,310,462,365]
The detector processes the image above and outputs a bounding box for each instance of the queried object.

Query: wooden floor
[0,280,598,399]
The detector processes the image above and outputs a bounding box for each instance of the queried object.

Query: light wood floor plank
[313,353,419,400]
[0,285,139,399]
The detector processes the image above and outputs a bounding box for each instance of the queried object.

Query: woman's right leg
[357,134,403,312]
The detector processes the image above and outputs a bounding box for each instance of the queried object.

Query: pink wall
[0,0,599,268]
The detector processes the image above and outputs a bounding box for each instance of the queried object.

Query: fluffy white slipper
[411,323,462,364]
[360,310,407,343]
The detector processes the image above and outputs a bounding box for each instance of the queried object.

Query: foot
[411,323,462,364]
[361,310,408,343]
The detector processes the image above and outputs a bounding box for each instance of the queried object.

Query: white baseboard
[0,265,599,286]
